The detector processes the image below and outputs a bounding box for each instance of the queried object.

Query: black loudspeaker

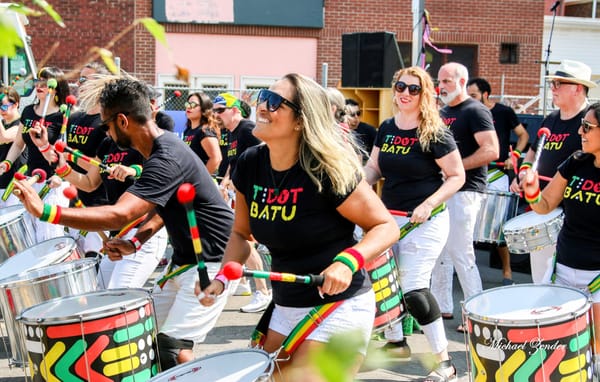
[342,32,403,88]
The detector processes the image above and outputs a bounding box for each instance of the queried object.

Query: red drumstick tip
[177,183,196,204]
[63,185,78,200]
[66,95,77,105]
[31,168,47,183]
[173,90,182,97]
[222,261,243,280]
[537,127,551,138]
[14,172,26,180]
[54,141,67,153]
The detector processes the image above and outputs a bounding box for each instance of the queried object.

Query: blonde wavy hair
[283,73,364,195]
[392,66,446,152]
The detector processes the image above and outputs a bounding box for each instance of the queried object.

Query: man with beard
[345,98,377,164]
[430,63,499,331]
[14,77,236,371]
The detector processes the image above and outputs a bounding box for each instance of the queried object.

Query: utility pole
[412,0,425,66]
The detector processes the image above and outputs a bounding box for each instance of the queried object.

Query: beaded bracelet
[130,164,143,179]
[40,204,62,224]
[129,236,142,253]
[333,248,365,273]
[38,143,51,153]
[55,163,72,178]
[525,187,542,204]
[1,159,12,172]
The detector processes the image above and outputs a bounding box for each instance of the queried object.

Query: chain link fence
[156,87,266,111]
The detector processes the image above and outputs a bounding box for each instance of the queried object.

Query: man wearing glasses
[510,60,597,283]
[345,98,376,164]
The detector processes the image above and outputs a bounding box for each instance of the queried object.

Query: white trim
[192,75,234,92]
[239,76,279,91]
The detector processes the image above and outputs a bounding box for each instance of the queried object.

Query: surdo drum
[473,190,519,244]
[18,289,159,381]
[462,284,591,381]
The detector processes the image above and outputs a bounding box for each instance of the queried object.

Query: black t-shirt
[20,105,62,176]
[182,125,217,166]
[227,119,260,173]
[127,132,233,264]
[155,111,174,132]
[96,137,143,204]
[353,121,377,162]
[556,153,600,270]
[491,103,521,162]
[0,119,24,188]
[533,109,583,188]
[67,111,108,206]
[233,144,371,308]
[217,129,229,178]
[440,98,495,192]
[376,119,457,211]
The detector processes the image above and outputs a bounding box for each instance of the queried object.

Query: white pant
[553,262,600,303]
[25,182,70,243]
[68,227,105,255]
[98,227,168,289]
[431,191,483,314]
[530,245,555,284]
[152,261,238,343]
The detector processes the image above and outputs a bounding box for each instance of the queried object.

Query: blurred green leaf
[309,330,365,382]
[7,4,43,17]
[93,48,119,74]
[31,0,65,27]
[136,17,168,47]
[0,13,24,57]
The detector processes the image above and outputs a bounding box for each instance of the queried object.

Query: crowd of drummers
[0,57,598,382]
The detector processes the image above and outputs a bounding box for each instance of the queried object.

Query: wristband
[55,163,72,178]
[333,248,365,274]
[519,162,532,172]
[129,236,142,252]
[525,187,541,204]
[38,143,51,153]
[1,159,12,172]
[215,273,229,289]
[40,204,61,224]
[130,164,142,179]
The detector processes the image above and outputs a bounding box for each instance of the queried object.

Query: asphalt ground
[0,248,533,382]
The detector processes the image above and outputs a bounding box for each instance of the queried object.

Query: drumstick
[13,169,47,196]
[38,179,52,200]
[59,95,77,142]
[177,183,211,290]
[1,164,28,201]
[54,141,136,183]
[489,161,505,167]
[63,185,109,241]
[39,78,58,129]
[222,261,324,286]
[509,145,519,175]
[157,90,182,110]
[113,214,148,239]
[531,127,551,173]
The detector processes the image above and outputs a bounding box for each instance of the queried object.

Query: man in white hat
[510,59,597,283]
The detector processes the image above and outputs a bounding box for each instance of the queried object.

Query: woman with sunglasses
[364,66,465,382]
[200,73,397,380]
[182,92,222,175]
[0,66,70,242]
[0,87,24,207]
[522,102,600,375]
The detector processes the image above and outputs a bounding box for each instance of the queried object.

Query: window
[500,43,519,64]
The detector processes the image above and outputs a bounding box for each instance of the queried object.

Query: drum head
[0,236,77,283]
[503,208,563,231]
[148,349,272,382]
[463,284,589,326]
[0,205,25,227]
[18,288,150,324]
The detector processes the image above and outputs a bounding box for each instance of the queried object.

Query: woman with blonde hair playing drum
[364,66,465,381]
[523,102,600,377]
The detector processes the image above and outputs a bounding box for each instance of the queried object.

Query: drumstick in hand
[59,95,77,142]
[222,261,324,286]
[39,79,58,133]
[1,164,28,201]
[63,185,109,241]
[54,141,136,183]
[13,169,47,196]
[531,127,551,173]
[177,183,211,290]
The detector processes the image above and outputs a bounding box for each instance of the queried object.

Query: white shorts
[270,291,375,355]
[152,261,238,343]
[554,262,600,303]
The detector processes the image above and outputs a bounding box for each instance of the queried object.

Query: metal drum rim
[462,284,590,327]
[0,205,26,227]
[0,258,96,289]
[17,288,152,324]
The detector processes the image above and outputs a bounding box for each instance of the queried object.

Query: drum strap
[588,273,600,294]
[281,300,344,355]
[487,168,505,184]
[156,263,196,289]
[399,203,446,240]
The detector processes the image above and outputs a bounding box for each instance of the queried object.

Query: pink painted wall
[155,33,318,87]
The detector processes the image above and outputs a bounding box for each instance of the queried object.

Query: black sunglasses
[346,110,361,117]
[581,118,599,134]
[257,89,300,113]
[79,76,87,84]
[394,81,422,96]
[99,112,128,132]
[212,107,229,114]
[185,101,199,109]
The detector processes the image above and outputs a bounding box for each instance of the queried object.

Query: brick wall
[25,0,544,96]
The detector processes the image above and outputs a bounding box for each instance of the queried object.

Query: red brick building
[27,0,545,100]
